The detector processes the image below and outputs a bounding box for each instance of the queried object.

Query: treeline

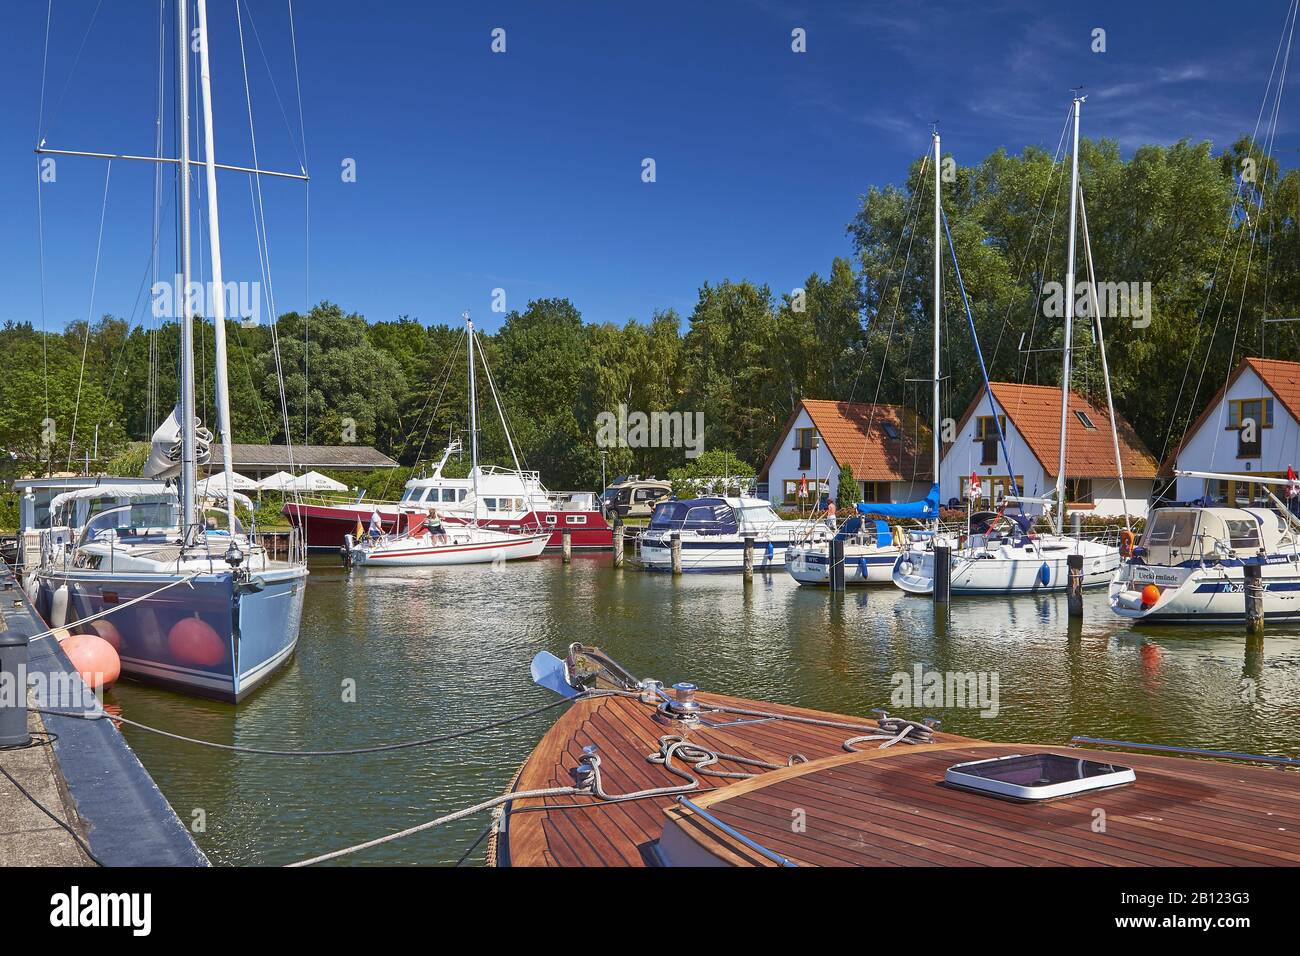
[3,132,1299,491]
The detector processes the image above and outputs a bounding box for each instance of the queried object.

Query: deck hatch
[944,753,1135,802]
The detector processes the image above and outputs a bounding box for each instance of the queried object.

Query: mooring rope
[35,692,630,757]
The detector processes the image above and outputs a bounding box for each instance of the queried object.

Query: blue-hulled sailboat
[33,0,307,701]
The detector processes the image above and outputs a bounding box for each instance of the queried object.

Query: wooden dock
[496,688,1300,867]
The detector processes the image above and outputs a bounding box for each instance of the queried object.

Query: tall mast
[177,0,197,538]
[1056,94,1083,536]
[932,129,942,527]
[196,0,237,536]
[466,312,479,522]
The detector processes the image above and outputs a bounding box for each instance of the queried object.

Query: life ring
[1119,529,1135,558]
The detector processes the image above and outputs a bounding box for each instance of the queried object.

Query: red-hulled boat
[283,441,613,552]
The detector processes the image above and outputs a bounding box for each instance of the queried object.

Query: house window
[1065,478,1093,504]
[859,481,891,504]
[1074,410,1096,429]
[975,415,1005,466]
[880,422,900,440]
[1227,398,1274,429]
[794,427,818,470]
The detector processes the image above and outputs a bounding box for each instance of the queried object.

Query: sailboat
[346,314,550,567]
[33,0,308,702]
[892,95,1122,595]
[787,130,946,586]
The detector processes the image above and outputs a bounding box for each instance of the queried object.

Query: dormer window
[881,422,900,440]
[1074,410,1096,429]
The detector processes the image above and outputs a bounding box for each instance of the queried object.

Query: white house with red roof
[1165,357,1300,507]
[942,382,1157,518]
[758,399,933,510]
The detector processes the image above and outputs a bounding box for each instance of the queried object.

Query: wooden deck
[497,692,1300,867]
[496,690,966,866]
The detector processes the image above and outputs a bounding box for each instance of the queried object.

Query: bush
[835,464,857,513]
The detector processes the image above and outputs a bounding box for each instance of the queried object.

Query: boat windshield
[735,504,782,528]
[1142,510,1196,550]
[649,499,737,534]
[77,501,179,547]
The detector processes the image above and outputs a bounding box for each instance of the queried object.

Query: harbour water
[107,553,1300,866]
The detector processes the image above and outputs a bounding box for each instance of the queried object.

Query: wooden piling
[933,544,951,605]
[829,537,845,592]
[743,534,754,582]
[562,529,572,564]
[1067,553,1084,619]
[1245,563,1264,635]
[670,531,682,575]
[612,519,624,568]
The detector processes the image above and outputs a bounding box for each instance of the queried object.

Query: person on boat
[368,509,383,540]
[428,509,448,544]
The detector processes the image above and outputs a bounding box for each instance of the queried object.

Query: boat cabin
[1139,506,1295,566]
[648,497,783,535]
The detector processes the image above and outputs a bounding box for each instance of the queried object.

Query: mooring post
[612,518,624,568]
[1067,553,1084,619]
[0,628,31,748]
[933,544,951,605]
[561,528,572,564]
[830,537,845,592]
[1245,562,1264,635]
[670,531,682,575]
[743,534,754,582]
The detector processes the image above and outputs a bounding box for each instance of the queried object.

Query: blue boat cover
[649,498,737,534]
[856,483,940,521]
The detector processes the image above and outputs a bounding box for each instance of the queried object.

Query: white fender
[50,584,70,628]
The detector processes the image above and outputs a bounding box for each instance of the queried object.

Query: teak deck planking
[497,692,1300,867]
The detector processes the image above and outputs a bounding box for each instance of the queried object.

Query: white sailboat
[347,313,549,567]
[787,129,946,585]
[892,95,1122,595]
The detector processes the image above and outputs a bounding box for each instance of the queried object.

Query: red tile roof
[948,382,1158,479]
[760,400,933,481]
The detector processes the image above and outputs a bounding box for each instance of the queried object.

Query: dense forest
[3,132,1298,493]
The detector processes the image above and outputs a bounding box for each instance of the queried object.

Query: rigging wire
[1158,0,1299,474]
[65,160,112,472]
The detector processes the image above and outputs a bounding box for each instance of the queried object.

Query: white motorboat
[638,496,829,572]
[786,487,940,585]
[1111,474,1300,624]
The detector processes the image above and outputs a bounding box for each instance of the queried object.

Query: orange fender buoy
[168,615,226,667]
[61,635,121,690]
[1140,584,1161,607]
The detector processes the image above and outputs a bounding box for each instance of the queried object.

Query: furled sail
[855,483,939,520]
[143,404,212,479]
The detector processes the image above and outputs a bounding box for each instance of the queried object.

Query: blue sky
[0,0,1294,335]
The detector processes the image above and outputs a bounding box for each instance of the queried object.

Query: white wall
[1174,367,1300,501]
[763,408,932,508]
[939,393,1050,506]
[765,407,841,507]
